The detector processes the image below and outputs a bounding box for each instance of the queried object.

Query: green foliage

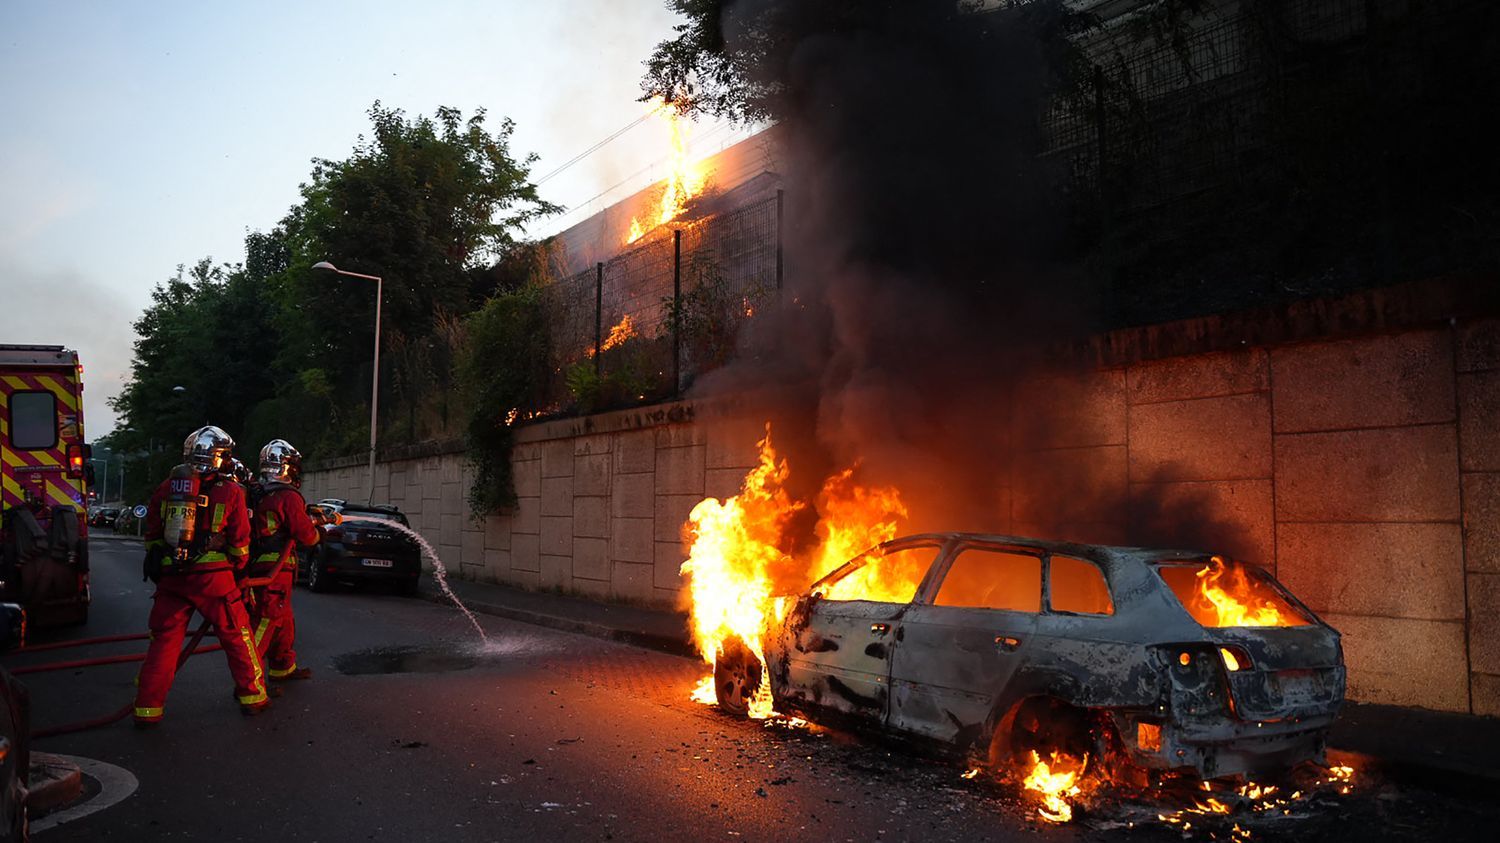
[564,334,670,416]
[664,255,770,377]
[641,0,1095,121]
[107,258,279,501]
[455,285,550,515]
[110,103,557,497]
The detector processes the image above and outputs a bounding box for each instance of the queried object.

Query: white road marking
[29,754,138,835]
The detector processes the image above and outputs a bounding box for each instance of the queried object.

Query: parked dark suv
[300,501,421,596]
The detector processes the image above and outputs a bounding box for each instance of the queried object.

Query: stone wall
[303,405,763,610]
[303,315,1500,716]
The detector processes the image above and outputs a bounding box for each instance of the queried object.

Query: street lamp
[89,457,110,502]
[312,260,383,504]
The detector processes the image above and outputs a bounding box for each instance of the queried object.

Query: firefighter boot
[271,666,312,681]
[241,698,273,717]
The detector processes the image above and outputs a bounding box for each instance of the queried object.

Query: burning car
[711,533,1345,781]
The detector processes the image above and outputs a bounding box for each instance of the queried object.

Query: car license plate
[1276,671,1321,705]
[361,558,394,568]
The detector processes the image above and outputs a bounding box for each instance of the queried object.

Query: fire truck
[0,344,91,626]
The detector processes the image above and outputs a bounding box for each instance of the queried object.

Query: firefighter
[134,426,269,727]
[248,439,327,681]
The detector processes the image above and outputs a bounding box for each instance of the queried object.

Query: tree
[108,258,279,500]
[641,1,1094,123]
[110,102,558,483]
[272,103,558,381]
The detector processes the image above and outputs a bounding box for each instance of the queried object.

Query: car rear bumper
[319,544,421,580]
[1118,711,1337,779]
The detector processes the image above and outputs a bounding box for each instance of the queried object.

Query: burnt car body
[722,533,1345,780]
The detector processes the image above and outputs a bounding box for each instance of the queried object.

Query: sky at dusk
[0,0,756,436]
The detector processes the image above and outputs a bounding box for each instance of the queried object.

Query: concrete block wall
[304,317,1500,715]
[303,406,762,612]
[1007,326,1490,714]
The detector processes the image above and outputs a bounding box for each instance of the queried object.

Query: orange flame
[587,315,638,357]
[626,97,707,244]
[680,426,801,718]
[1195,556,1299,627]
[680,425,909,717]
[1022,751,1085,823]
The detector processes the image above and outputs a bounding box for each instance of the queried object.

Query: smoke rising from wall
[693,1,1254,559]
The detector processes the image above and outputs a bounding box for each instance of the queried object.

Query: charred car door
[887,542,1043,745]
[779,540,942,726]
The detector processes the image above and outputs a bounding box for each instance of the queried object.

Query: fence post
[672,229,682,395]
[594,261,603,378]
[775,189,784,291]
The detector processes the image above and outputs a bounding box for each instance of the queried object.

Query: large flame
[626,97,707,244]
[1195,556,1300,627]
[679,425,907,717]
[680,426,801,718]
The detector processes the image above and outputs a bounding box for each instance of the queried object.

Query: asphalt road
[7,539,1498,842]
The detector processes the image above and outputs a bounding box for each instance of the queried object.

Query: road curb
[27,752,83,818]
[417,587,698,660]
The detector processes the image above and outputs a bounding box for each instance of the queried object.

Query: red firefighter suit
[134,474,268,723]
[249,483,319,678]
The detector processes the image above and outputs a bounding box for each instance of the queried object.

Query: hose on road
[27,618,213,739]
[20,563,289,739]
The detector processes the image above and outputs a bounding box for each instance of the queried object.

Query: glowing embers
[1022,751,1087,823]
[1158,556,1312,628]
[625,97,708,245]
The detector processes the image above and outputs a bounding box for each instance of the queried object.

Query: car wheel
[397,577,420,597]
[713,636,764,716]
[992,696,1095,775]
[307,551,333,594]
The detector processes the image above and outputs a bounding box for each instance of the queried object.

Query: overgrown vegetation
[455,286,550,514]
[665,255,771,381]
[106,103,557,507]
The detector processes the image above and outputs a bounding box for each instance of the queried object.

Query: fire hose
[12,557,290,739]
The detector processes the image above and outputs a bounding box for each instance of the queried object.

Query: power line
[534,109,660,186]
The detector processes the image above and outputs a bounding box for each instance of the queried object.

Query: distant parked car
[300,501,421,596]
[713,533,1345,781]
[1,603,31,840]
[87,507,119,528]
[113,507,140,535]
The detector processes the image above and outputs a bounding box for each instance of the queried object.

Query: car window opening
[817,544,936,604]
[933,547,1041,612]
[1048,554,1114,615]
[1157,558,1312,628]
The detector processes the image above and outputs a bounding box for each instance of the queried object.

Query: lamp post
[312,260,383,503]
[89,458,109,502]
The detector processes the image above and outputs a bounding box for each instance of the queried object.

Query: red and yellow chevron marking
[1,369,86,512]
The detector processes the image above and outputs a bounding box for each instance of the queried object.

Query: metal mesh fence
[538,193,782,411]
[1042,0,1499,324]
[539,265,602,410]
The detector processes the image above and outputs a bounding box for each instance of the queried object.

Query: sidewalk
[426,577,1500,785]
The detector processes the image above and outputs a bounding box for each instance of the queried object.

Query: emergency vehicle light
[67,443,91,478]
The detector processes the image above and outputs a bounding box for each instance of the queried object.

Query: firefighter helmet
[227,457,252,485]
[258,439,303,487]
[182,425,234,476]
